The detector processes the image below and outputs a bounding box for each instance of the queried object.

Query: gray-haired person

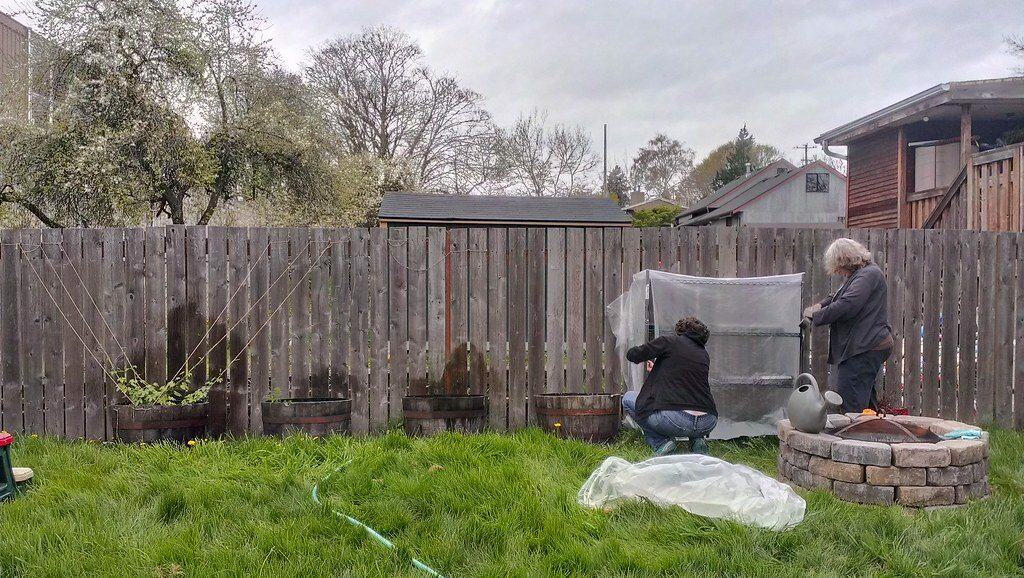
[804,238,892,413]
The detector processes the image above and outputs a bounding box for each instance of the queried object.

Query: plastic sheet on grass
[607,270,804,439]
[578,454,805,530]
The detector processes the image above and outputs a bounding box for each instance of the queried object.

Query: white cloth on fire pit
[578,454,805,530]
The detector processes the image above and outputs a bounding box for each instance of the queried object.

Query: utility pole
[602,123,608,195]
[794,143,818,166]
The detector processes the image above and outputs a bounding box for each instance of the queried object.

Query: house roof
[624,197,684,211]
[815,77,1024,147]
[378,192,632,226]
[678,161,846,226]
[677,159,796,220]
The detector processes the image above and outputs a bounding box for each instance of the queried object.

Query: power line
[793,143,818,166]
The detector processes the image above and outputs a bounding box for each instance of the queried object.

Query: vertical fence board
[62,229,85,438]
[699,227,717,277]
[957,230,979,422]
[903,230,924,414]
[226,228,250,435]
[545,228,565,393]
[1016,234,1024,429]
[328,229,351,400]
[641,228,659,271]
[166,226,187,386]
[268,229,290,402]
[20,230,43,434]
[487,228,508,429]
[527,228,546,422]
[755,227,775,277]
[717,227,738,277]
[406,228,427,395]
[468,228,488,396]
[884,230,904,407]
[939,231,960,418]
[921,230,942,416]
[185,227,208,397]
[388,228,409,418]
[248,229,271,434]
[206,228,229,436]
[427,227,446,393]
[976,233,996,423]
[507,228,528,428]
[82,230,105,439]
[101,228,126,439]
[289,229,311,398]
[447,228,469,393]
[661,228,678,273]
[566,228,585,391]
[810,229,831,386]
[41,229,65,436]
[603,228,623,389]
[368,228,389,430]
[993,233,1015,428]
[349,229,370,434]
[584,228,603,393]
[309,230,331,398]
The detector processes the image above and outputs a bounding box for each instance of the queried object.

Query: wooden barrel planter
[112,402,209,443]
[534,393,622,442]
[403,395,486,436]
[261,398,352,437]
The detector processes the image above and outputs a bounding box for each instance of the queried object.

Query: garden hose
[311,463,444,577]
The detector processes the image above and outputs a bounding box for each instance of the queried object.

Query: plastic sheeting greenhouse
[608,270,804,439]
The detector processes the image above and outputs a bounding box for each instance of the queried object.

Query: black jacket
[626,332,717,419]
[812,263,891,364]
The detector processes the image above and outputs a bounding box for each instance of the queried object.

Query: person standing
[804,238,892,413]
[621,316,718,455]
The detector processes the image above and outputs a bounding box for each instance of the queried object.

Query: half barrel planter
[261,398,352,437]
[534,393,622,442]
[112,402,209,443]
[403,395,487,436]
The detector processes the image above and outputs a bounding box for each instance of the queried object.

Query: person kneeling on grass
[621,316,717,456]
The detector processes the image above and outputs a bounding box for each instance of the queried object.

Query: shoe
[654,439,677,456]
[622,414,641,431]
[689,436,710,455]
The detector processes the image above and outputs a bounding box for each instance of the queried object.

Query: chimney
[631,188,644,205]
[745,162,752,176]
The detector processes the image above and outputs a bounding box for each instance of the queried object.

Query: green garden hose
[311,464,444,577]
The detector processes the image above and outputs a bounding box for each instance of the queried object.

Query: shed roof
[815,77,1024,146]
[378,192,632,226]
[677,159,796,220]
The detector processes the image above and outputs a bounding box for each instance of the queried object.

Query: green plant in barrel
[112,364,220,406]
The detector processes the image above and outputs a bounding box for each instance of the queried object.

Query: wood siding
[847,129,900,228]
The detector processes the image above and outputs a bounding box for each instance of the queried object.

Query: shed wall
[847,129,899,228]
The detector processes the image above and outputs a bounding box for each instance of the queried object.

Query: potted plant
[111,365,217,443]
[260,387,351,437]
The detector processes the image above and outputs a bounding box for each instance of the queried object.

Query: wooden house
[815,77,1024,230]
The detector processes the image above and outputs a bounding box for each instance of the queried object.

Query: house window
[806,173,829,193]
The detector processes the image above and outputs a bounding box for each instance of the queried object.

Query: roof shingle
[378,192,632,225]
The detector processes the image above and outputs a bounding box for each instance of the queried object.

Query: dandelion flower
[187,439,197,447]
[30,434,38,439]
[554,422,563,428]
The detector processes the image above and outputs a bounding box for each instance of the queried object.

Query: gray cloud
[6,0,1022,166]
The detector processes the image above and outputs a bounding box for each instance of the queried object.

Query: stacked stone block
[777,415,989,507]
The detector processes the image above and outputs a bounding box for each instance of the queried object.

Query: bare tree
[629,134,696,204]
[493,110,598,196]
[1010,35,1024,75]
[305,26,494,194]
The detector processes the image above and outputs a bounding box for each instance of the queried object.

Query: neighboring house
[0,11,29,118]
[815,77,1024,230]
[378,192,633,228]
[623,197,685,215]
[675,159,847,228]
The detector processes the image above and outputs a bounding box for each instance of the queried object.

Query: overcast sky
[5,0,1023,167]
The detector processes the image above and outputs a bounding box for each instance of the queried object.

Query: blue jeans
[622,391,717,451]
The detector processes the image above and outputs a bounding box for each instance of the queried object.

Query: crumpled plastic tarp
[577,454,805,531]
[607,270,804,439]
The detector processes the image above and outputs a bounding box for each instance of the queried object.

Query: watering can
[786,373,843,434]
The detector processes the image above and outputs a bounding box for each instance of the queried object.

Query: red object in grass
[0,432,12,447]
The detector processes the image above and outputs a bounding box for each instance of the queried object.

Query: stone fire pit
[777,414,989,507]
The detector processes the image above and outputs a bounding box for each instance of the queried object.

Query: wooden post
[896,126,909,228]
[961,104,974,230]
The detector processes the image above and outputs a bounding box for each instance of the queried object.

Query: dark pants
[835,348,890,413]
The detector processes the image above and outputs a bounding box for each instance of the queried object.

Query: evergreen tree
[606,165,630,206]
[712,125,756,190]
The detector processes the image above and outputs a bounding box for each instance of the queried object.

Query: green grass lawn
[1,428,1023,577]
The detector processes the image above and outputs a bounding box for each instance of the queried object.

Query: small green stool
[0,431,24,501]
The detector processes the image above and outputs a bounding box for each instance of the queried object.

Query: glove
[803,303,821,320]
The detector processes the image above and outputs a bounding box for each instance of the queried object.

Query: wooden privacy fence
[0,225,1022,440]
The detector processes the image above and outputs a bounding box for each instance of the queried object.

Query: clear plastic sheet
[608,270,804,439]
[577,454,805,530]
